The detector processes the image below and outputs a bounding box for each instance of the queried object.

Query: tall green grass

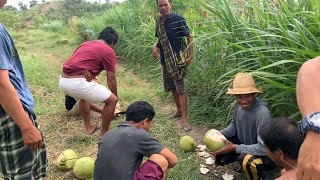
[37,0,320,128]
[191,0,320,126]
[75,0,320,127]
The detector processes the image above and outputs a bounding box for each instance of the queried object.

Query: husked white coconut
[203,152,211,158]
[197,144,207,152]
[222,173,234,180]
[197,151,207,157]
[200,167,210,175]
[205,157,215,165]
[204,129,226,152]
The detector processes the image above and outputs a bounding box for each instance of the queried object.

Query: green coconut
[56,149,78,170]
[179,135,197,152]
[204,129,226,152]
[73,157,95,180]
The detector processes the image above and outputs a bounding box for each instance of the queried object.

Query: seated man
[214,72,275,180]
[94,101,178,180]
[260,118,304,180]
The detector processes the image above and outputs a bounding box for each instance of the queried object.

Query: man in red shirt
[59,27,118,139]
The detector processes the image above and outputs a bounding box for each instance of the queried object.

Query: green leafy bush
[0,11,21,28]
[39,20,66,32]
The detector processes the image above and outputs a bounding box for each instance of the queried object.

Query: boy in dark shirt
[94,101,178,180]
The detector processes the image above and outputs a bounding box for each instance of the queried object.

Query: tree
[18,2,28,11]
[30,0,38,8]
[2,5,17,11]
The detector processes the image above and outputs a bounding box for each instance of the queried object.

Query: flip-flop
[171,113,182,118]
[181,122,192,132]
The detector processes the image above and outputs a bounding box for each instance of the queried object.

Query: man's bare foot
[99,130,108,140]
[86,124,99,135]
[98,136,102,141]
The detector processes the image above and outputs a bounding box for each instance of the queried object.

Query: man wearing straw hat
[214,72,276,180]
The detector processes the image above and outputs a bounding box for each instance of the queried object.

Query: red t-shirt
[63,40,116,76]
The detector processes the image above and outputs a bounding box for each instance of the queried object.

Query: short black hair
[156,0,171,5]
[125,101,155,123]
[259,118,304,159]
[98,27,118,45]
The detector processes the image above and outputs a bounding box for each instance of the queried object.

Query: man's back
[94,121,164,180]
[63,40,116,77]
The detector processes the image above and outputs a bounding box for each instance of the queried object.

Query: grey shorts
[162,65,186,94]
[0,107,47,179]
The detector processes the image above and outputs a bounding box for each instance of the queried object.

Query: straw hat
[227,72,263,95]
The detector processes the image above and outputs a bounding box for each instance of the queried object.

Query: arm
[296,57,320,180]
[139,131,178,168]
[220,104,238,137]
[216,131,266,156]
[185,35,193,65]
[235,110,271,156]
[106,71,117,97]
[220,120,237,137]
[152,41,160,59]
[178,15,193,65]
[159,148,179,168]
[0,70,42,149]
[296,57,320,116]
[217,109,270,156]
[215,121,237,155]
[234,136,266,156]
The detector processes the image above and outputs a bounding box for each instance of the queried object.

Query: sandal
[171,112,182,118]
[181,122,192,132]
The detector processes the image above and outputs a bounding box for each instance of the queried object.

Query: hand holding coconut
[204,129,226,153]
[213,139,236,156]
[203,129,236,157]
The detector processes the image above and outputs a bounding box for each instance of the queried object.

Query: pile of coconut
[56,149,95,180]
[179,129,234,180]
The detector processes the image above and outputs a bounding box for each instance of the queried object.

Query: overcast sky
[6,0,125,8]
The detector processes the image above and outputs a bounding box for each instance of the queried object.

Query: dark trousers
[65,95,76,110]
[215,136,276,180]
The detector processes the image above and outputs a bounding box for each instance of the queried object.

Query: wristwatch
[299,112,320,135]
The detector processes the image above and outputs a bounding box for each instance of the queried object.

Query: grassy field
[8,29,246,180]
